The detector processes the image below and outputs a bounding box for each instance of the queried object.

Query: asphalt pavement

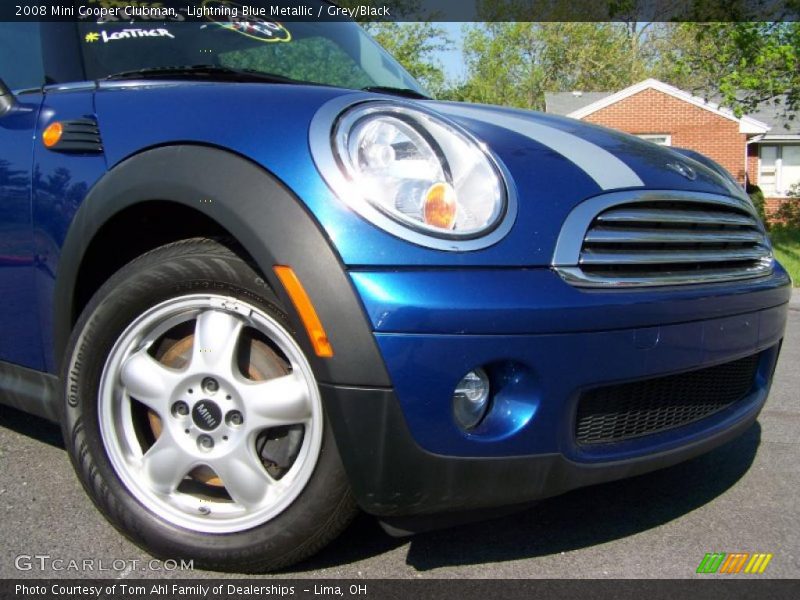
[1,292,798,579]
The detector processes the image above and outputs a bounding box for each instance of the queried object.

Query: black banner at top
[2,0,800,22]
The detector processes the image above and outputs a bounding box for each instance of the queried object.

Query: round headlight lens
[333,103,508,239]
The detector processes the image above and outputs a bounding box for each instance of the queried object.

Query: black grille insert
[576,353,760,445]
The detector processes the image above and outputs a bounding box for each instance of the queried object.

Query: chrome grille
[553,191,773,287]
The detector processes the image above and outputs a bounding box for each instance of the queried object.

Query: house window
[759,144,800,196]
[637,134,672,146]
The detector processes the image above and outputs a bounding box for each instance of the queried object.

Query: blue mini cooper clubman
[0,9,791,572]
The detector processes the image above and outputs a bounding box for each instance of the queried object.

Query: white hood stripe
[439,105,645,190]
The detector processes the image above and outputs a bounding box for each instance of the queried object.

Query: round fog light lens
[453,368,491,430]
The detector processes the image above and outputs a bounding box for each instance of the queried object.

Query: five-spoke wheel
[100,294,322,533]
[62,239,356,571]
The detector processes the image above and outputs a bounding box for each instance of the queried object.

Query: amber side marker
[273,266,334,358]
[42,122,63,148]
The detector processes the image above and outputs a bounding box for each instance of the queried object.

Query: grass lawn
[771,227,800,286]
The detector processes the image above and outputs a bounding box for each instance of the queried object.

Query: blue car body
[0,26,790,523]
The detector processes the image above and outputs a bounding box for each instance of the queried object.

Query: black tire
[60,238,357,572]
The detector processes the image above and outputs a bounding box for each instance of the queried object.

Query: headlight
[309,99,516,251]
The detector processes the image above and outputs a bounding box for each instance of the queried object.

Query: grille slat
[597,208,754,227]
[584,227,765,245]
[575,353,760,445]
[580,245,772,266]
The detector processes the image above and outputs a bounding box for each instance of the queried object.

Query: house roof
[747,99,798,140]
[544,78,772,135]
[544,91,612,116]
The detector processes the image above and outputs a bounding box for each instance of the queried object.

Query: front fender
[53,145,390,387]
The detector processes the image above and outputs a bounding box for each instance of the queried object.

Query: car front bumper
[323,266,791,517]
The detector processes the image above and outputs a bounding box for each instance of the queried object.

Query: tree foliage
[429,18,798,122]
[362,21,450,95]
[220,38,373,89]
[667,22,799,123]
[775,184,800,228]
[345,0,450,95]
[451,21,666,110]
[343,0,800,121]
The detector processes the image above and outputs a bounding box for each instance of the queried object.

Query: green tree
[362,21,450,95]
[455,22,659,110]
[220,38,373,90]
[775,184,800,228]
[668,22,800,122]
[450,0,800,117]
[340,0,450,95]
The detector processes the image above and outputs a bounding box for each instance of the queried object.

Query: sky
[437,22,467,81]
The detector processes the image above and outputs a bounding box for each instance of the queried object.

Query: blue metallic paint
[433,103,747,196]
[0,93,44,369]
[0,80,790,469]
[91,82,743,269]
[350,265,791,335]
[374,305,784,457]
[33,90,107,373]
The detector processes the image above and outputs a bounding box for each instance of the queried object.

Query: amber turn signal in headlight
[331,103,507,240]
[423,182,457,230]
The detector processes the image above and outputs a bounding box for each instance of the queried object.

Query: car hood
[428,101,745,199]
[94,84,753,267]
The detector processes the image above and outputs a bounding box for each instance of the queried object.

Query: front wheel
[61,239,356,572]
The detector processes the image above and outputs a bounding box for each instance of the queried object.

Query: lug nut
[197,435,214,451]
[172,401,189,417]
[202,377,220,395]
[226,411,244,427]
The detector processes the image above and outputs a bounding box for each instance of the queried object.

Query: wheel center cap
[192,400,222,431]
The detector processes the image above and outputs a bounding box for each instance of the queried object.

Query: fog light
[452,368,490,430]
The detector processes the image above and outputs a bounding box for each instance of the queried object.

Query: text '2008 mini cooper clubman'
[0,8,791,572]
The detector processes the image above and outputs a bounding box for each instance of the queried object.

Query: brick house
[545,79,799,218]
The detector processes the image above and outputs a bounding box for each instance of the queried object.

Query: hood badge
[666,161,697,181]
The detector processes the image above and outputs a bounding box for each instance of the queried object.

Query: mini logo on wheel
[192,400,222,431]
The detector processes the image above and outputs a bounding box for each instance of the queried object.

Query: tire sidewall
[60,241,353,570]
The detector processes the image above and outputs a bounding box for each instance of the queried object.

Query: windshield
[77,9,425,94]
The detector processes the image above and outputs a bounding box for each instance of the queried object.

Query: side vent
[46,118,103,154]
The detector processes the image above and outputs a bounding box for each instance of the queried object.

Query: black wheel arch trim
[53,144,391,388]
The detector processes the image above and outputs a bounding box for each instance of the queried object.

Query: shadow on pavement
[0,404,761,573]
[0,405,64,449]
[294,422,761,572]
